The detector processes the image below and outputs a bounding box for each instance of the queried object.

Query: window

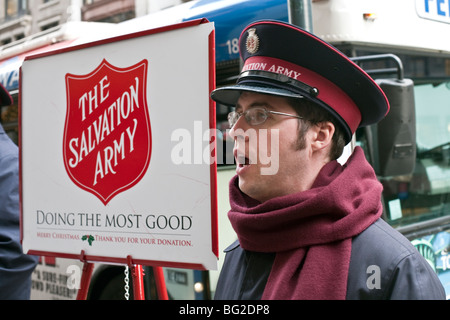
[378,82,450,228]
[4,0,27,20]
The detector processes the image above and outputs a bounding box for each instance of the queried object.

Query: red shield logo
[64,59,151,205]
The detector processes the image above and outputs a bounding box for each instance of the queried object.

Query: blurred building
[0,0,190,45]
[0,0,191,142]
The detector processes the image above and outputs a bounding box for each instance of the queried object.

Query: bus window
[380,82,450,228]
[415,83,450,151]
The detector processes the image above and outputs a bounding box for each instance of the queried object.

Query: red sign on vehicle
[63,59,151,204]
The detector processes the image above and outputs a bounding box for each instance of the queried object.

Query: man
[210,20,445,299]
[0,84,39,299]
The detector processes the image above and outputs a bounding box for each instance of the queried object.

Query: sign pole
[127,255,146,300]
[153,266,169,300]
[76,251,94,300]
[131,264,145,300]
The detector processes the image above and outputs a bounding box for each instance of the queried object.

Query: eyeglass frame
[228,107,303,128]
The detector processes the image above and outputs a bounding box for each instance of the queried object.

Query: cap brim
[211,84,304,106]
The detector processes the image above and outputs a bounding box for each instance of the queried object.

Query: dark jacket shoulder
[347,218,445,299]
[214,219,446,300]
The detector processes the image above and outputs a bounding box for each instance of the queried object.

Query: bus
[1,0,449,299]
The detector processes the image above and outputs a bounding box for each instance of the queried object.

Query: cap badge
[246,28,259,54]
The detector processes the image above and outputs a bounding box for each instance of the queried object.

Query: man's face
[229,92,310,202]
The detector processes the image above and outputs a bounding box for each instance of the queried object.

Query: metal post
[153,266,169,300]
[131,264,146,300]
[76,261,94,300]
[288,0,314,32]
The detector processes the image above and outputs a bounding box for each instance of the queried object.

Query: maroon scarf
[228,147,383,299]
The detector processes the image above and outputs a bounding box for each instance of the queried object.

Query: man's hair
[288,97,347,160]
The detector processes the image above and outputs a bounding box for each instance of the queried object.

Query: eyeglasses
[228,107,303,128]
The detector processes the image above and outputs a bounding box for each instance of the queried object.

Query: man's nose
[229,115,248,141]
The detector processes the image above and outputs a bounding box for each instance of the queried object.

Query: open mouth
[235,148,253,168]
[234,148,252,168]
[237,155,251,167]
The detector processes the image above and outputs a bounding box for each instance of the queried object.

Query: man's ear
[310,121,335,152]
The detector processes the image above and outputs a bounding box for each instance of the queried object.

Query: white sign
[416,0,450,24]
[20,20,217,270]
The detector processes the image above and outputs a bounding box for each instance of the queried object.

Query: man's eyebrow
[235,101,273,112]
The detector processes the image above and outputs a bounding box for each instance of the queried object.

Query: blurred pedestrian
[0,83,39,299]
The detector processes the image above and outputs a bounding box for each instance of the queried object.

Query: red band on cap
[242,56,362,134]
